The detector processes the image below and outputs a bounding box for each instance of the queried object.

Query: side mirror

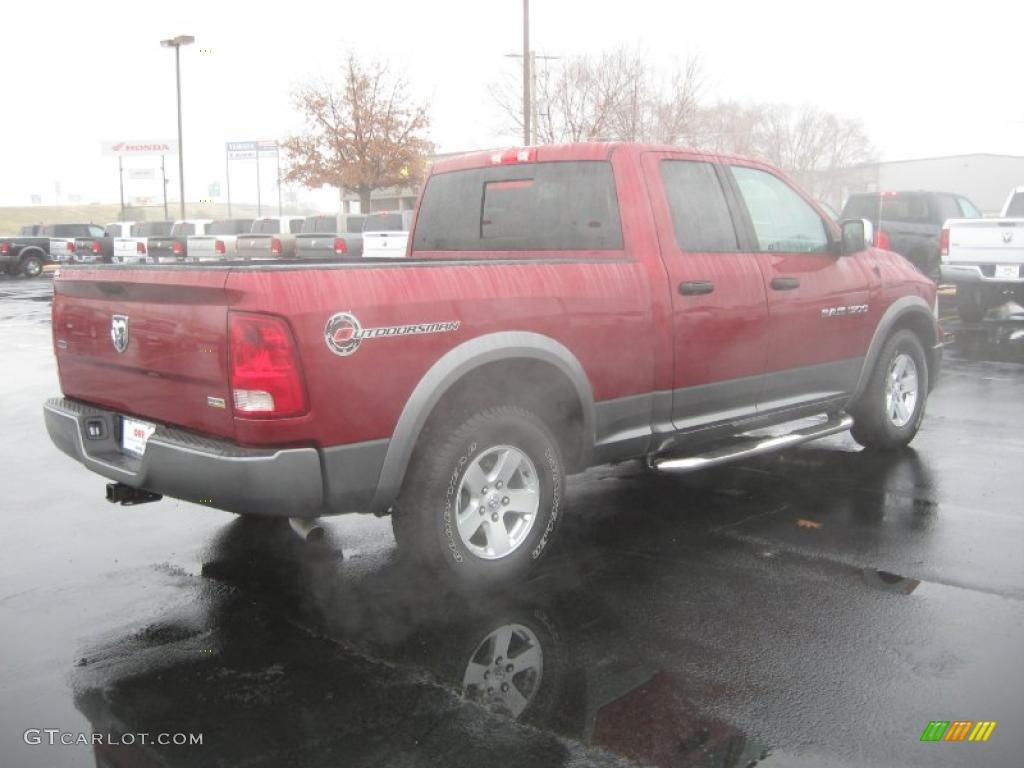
[840,218,873,255]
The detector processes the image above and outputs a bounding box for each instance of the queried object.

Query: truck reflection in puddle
[73,516,770,768]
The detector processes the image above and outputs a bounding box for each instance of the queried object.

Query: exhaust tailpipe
[288,517,325,543]
[105,483,163,506]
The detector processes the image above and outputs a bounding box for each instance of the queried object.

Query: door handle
[679,280,714,295]
[771,277,800,291]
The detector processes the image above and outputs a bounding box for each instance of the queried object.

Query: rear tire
[955,284,991,323]
[851,330,929,451]
[21,254,44,278]
[392,405,565,586]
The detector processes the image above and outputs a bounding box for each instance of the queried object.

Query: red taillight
[172,240,183,255]
[215,239,226,255]
[333,238,348,254]
[91,240,101,254]
[939,227,950,257]
[136,241,146,254]
[1,242,9,254]
[270,237,282,255]
[491,147,536,165]
[66,242,76,253]
[228,312,307,419]
[875,230,891,250]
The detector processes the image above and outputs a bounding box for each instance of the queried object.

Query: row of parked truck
[0,211,415,275]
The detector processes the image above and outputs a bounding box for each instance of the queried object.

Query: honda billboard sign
[102,140,179,157]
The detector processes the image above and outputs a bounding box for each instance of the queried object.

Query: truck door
[642,152,771,430]
[724,163,874,410]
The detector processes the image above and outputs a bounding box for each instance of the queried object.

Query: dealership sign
[102,140,178,157]
[226,140,278,158]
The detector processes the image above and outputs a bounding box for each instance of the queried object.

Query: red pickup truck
[44,143,942,584]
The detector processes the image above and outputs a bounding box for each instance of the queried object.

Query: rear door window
[660,160,739,252]
[413,160,623,251]
[933,194,963,224]
[957,197,982,218]
[729,166,828,253]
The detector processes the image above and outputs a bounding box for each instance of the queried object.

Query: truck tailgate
[362,232,408,258]
[53,267,236,440]
[947,219,1024,265]
[237,234,274,260]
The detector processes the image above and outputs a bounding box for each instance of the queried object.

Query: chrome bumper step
[649,414,854,473]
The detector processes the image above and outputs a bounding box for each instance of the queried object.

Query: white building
[846,153,1024,215]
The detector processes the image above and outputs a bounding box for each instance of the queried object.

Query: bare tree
[283,54,433,212]
[491,47,703,145]
[692,102,875,206]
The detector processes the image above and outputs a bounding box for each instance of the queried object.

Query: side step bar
[649,414,854,473]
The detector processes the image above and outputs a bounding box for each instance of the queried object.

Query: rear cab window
[413,160,623,253]
[288,219,305,234]
[364,213,408,233]
[957,196,982,218]
[253,219,280,234]
[172,222,196,238]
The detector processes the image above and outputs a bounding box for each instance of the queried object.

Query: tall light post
[160,35,194,220]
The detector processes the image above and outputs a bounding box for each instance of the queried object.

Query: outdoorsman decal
[324,311,460,356]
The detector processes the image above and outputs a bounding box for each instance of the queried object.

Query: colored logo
[920,721,997,742]
[324,311,460,357]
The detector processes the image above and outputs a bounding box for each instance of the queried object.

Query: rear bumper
[44,397,327,518]
[941,263,1024,285]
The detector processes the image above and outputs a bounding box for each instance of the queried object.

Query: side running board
[649,414,854,473]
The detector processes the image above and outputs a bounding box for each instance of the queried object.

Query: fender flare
[367,331,595,514]
[850,295,936,403]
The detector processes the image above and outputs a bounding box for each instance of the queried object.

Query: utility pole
[160,35,194,219]
[506,50,560,144]
[522,0,530,145]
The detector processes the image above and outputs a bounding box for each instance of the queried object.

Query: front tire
[851,330,929,451]
[392,406,565,586]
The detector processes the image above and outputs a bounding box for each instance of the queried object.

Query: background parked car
[361,210,414,258]
[45,224,106,264]
[235,216,306,260]
[294,214,365,259]
[1,231,51,276]
[147,220,212,263]
[841,190,982,280]
[73,222,133,264]
[113,221,175,264]
[185,218,255,262]
[941,187,1024,321]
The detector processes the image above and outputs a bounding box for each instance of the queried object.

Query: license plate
[122,417,156,457]
[994,264,1019,279]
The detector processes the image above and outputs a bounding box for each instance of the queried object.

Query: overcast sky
[2,0,1022,209]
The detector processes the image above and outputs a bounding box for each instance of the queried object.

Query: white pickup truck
[941,187,1024,321]
[113,221,175,264]
[361,210,414,258]
[185,218,254,262]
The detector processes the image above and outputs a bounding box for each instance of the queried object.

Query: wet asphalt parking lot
[1,274,1023,768]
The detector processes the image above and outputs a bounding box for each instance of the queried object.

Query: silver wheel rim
[462,623,543,718]
[885,352,919,428]
[25,259,41,276]
[456,444,539,560]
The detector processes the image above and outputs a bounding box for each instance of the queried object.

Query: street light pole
[522,0,530,146]
[160,35,194,220]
